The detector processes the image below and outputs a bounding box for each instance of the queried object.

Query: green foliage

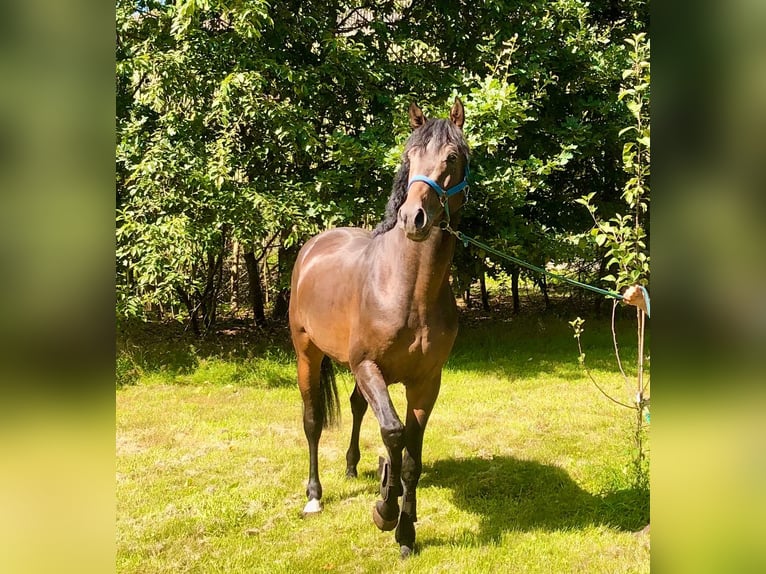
[569,31,651,489]
[451,3,648,298]
[117,1,649,325]
[575,33,650,291]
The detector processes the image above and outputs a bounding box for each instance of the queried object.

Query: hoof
[345,468,358,479]
[302,498,322,516]
[400,545,414,559]
[372,501,398,531]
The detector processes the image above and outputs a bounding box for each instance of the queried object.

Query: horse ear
[450,97,465,129]
[409,103,426,129]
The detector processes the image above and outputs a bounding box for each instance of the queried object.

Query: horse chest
[376,309,457,380]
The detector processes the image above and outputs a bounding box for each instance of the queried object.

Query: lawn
[116,302,650,573]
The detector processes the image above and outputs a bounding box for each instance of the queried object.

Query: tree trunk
[539,275,550,309]
[176,286,200,336]
[272,235,298,321]
[479,271,490,311]
[189,229,227,334]
[201,248,225,332]
[243,249,266,326]
[230,240,240,311]
[511,266,520,314]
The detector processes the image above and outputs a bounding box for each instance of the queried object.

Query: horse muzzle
[398,205,432,241]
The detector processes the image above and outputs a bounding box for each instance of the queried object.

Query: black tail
[318,356,340,429]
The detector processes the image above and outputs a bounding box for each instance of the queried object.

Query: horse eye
[446,153,457,163]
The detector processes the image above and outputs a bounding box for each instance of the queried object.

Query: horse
[288,98,469,557]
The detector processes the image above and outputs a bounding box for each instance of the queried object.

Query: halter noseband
[406,163,470,199]
[406,162,469,230]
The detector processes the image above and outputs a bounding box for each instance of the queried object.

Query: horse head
[397,98,469,241]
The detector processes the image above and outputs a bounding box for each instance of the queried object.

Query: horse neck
[381,226,457,304]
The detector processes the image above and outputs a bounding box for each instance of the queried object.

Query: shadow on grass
[419,455,648,546]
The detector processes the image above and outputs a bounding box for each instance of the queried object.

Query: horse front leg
[352,360,405,532]
[396,376,441,557]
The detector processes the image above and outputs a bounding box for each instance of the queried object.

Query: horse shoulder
[291,227,372,364]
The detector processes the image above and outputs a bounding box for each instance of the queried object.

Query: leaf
[618,126,636,137]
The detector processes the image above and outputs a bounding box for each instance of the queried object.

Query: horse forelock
[406,118,469,159]
[372,119,468,238]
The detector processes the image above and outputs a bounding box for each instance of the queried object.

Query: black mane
[371,119,469,237]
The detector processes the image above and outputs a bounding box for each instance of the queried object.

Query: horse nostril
[414,208,426,229]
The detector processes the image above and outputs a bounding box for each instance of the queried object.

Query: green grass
[117,305,649,573]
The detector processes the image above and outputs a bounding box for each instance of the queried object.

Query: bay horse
[289,98,468,557]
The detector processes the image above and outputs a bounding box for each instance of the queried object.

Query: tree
[572,32,651,490]
[116,0,648,328]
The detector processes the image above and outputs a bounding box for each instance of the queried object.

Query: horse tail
[318,355,340,429]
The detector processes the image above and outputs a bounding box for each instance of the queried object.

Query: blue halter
[406,163,470,199]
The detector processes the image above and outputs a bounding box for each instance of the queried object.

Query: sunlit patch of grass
[169,353,295,388]
[117,309,649,572]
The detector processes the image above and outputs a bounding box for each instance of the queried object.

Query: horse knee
[381,422,405,451]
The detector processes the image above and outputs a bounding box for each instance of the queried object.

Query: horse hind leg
[345,383,368,478]
[297,346,340,516]
[299,351,323,515]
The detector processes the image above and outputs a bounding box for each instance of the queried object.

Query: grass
[117,300,650,573]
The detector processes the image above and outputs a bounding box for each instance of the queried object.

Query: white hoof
[302,498,322,515]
